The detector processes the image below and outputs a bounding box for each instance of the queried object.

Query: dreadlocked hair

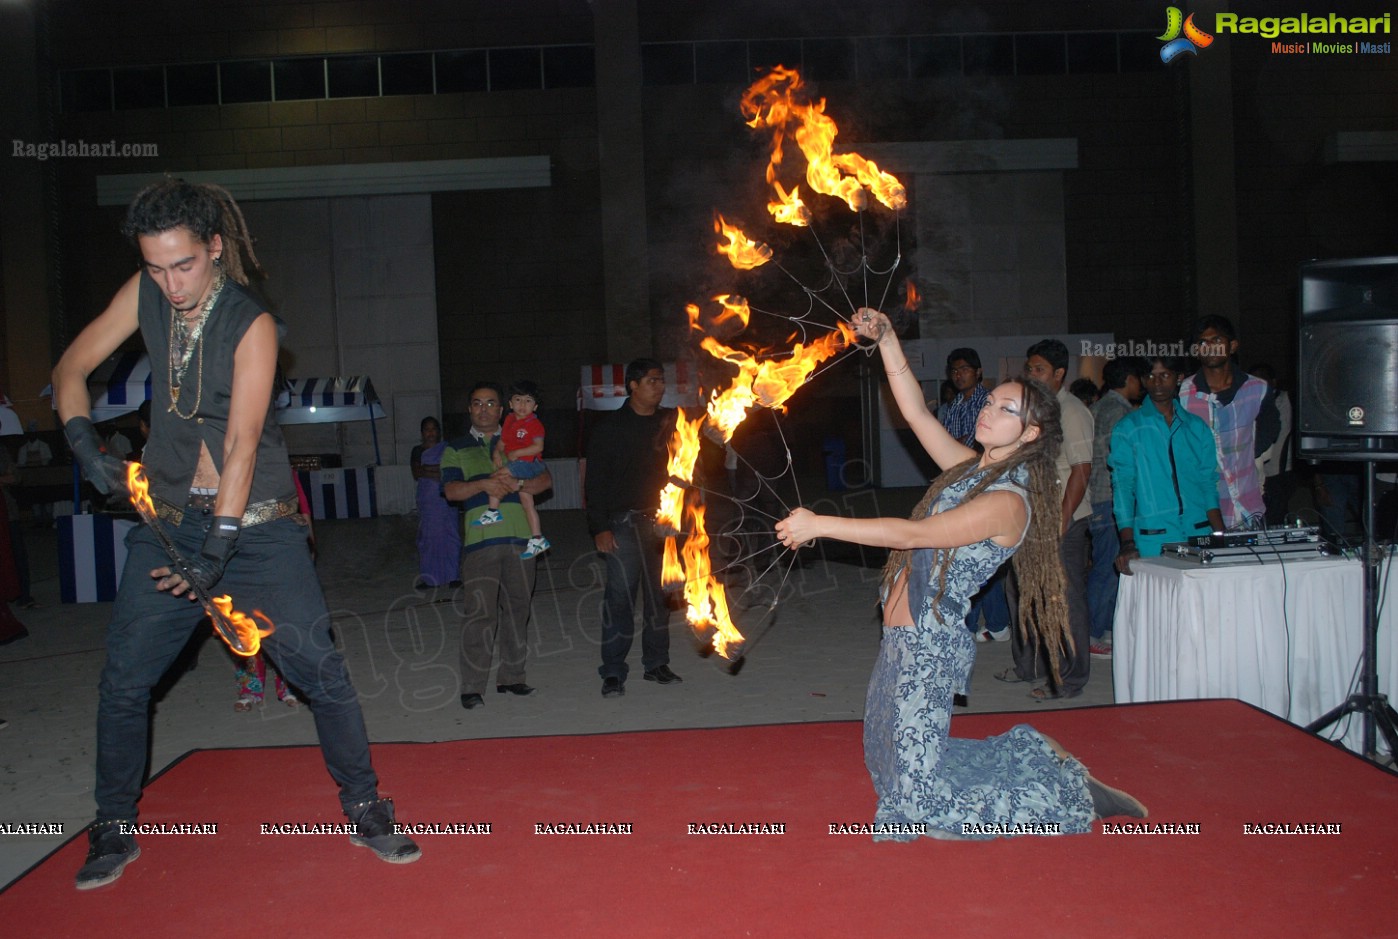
[880,378,1074,684]
[122,177,264,287]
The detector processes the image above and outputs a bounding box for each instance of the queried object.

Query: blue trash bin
[822,437,847,491]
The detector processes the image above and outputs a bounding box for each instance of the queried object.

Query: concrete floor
[0,490,1116,889]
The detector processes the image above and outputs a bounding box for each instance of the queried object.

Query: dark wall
[21,0,1398,440]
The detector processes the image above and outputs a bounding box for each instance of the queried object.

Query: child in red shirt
[473,380,549,559]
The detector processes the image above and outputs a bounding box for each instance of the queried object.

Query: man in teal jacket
[1110,356,1224,571]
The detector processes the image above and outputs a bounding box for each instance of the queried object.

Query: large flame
[125,462,273,657]
[699,319,856,442]
[658,66,893,662]
[655,409,740,653]
[679,498,743,657]
[740,66,906,219]
[660,305,854,658]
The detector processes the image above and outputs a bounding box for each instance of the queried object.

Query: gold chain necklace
[168,270,226,420]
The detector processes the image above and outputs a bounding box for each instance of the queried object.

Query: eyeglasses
[469,399,500,409]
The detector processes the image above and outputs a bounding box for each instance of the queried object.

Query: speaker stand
[1306,461,1398,763]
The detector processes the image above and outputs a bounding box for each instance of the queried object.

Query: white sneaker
[471,508,503,527]
[520,536,550,560]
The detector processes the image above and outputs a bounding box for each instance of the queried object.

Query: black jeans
[597,512,670,681]
[95,512,378,822]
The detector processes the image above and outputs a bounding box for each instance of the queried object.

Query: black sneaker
[601,677,625,698]
[347,798,422,864]
[74,820,140,890]
[643,665,683,684]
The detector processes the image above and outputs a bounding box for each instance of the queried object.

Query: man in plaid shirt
[936,347,990,449]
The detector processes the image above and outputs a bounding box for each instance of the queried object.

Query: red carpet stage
[3,701,1394,937]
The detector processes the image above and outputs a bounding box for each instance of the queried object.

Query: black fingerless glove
[63,416,128,496]
[186,516,241,594]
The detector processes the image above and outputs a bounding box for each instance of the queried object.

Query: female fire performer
[775,308,1146,839]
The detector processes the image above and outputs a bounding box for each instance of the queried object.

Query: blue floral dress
[863,465,1095,840]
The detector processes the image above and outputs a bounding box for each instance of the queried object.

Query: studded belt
[154,492,300,528]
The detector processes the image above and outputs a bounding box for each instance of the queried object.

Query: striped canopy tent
[276,376,385,464]
[39,350,151,421]
[577,362,700,412]
[83,350,152,421]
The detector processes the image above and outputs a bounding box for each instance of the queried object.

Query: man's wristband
[202,516,242,561]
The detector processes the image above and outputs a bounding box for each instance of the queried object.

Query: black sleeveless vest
[137,271,295,510]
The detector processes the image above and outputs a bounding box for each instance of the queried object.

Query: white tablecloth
[1113,553,1398,755]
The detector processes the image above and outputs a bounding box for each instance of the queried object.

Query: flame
[768,180,811,227]
[209,595,275,658]
[653,408,741,652]
[831,152,907,212]
[661,535,684,589]
[658,68,892,662]
[126,461,156,517]
[715,215,773,270]
[679,498,743,658]
[740,66,906,217]
[904,279,920,311]
[125,462,273,657]
[653,312,853,659]
[712,294,752,332]
[657,409,703,532]
[699,320,856,441]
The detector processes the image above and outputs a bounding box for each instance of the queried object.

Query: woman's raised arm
[854,307,977,471]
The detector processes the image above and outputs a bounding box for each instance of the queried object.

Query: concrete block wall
[22,0,1398,449]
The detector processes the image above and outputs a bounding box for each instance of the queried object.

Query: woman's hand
[853,307,891,344]
[776,507,822,550]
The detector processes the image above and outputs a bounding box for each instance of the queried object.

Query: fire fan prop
[126,463,273,656]
[660,66,914,661]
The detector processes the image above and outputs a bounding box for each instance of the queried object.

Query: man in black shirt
[585,359,681,697]
[52,179,420,890]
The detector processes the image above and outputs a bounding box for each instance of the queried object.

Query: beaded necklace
[168,269,226,419]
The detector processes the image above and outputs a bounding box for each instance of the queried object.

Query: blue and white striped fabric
[297,467,378,520]
[89,352,152,421]
[277,377,385,425]
[40,351,153,421]
[58,514,137,603]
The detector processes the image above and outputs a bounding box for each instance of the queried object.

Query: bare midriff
[883,567,914,628]
[191,441,220,489]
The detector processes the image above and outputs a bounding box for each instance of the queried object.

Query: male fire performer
[52,178,420,891]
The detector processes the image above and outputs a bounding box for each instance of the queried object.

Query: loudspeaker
[1297,256,1398,460]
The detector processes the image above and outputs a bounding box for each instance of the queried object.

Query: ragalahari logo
[1159,6,1215,62]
